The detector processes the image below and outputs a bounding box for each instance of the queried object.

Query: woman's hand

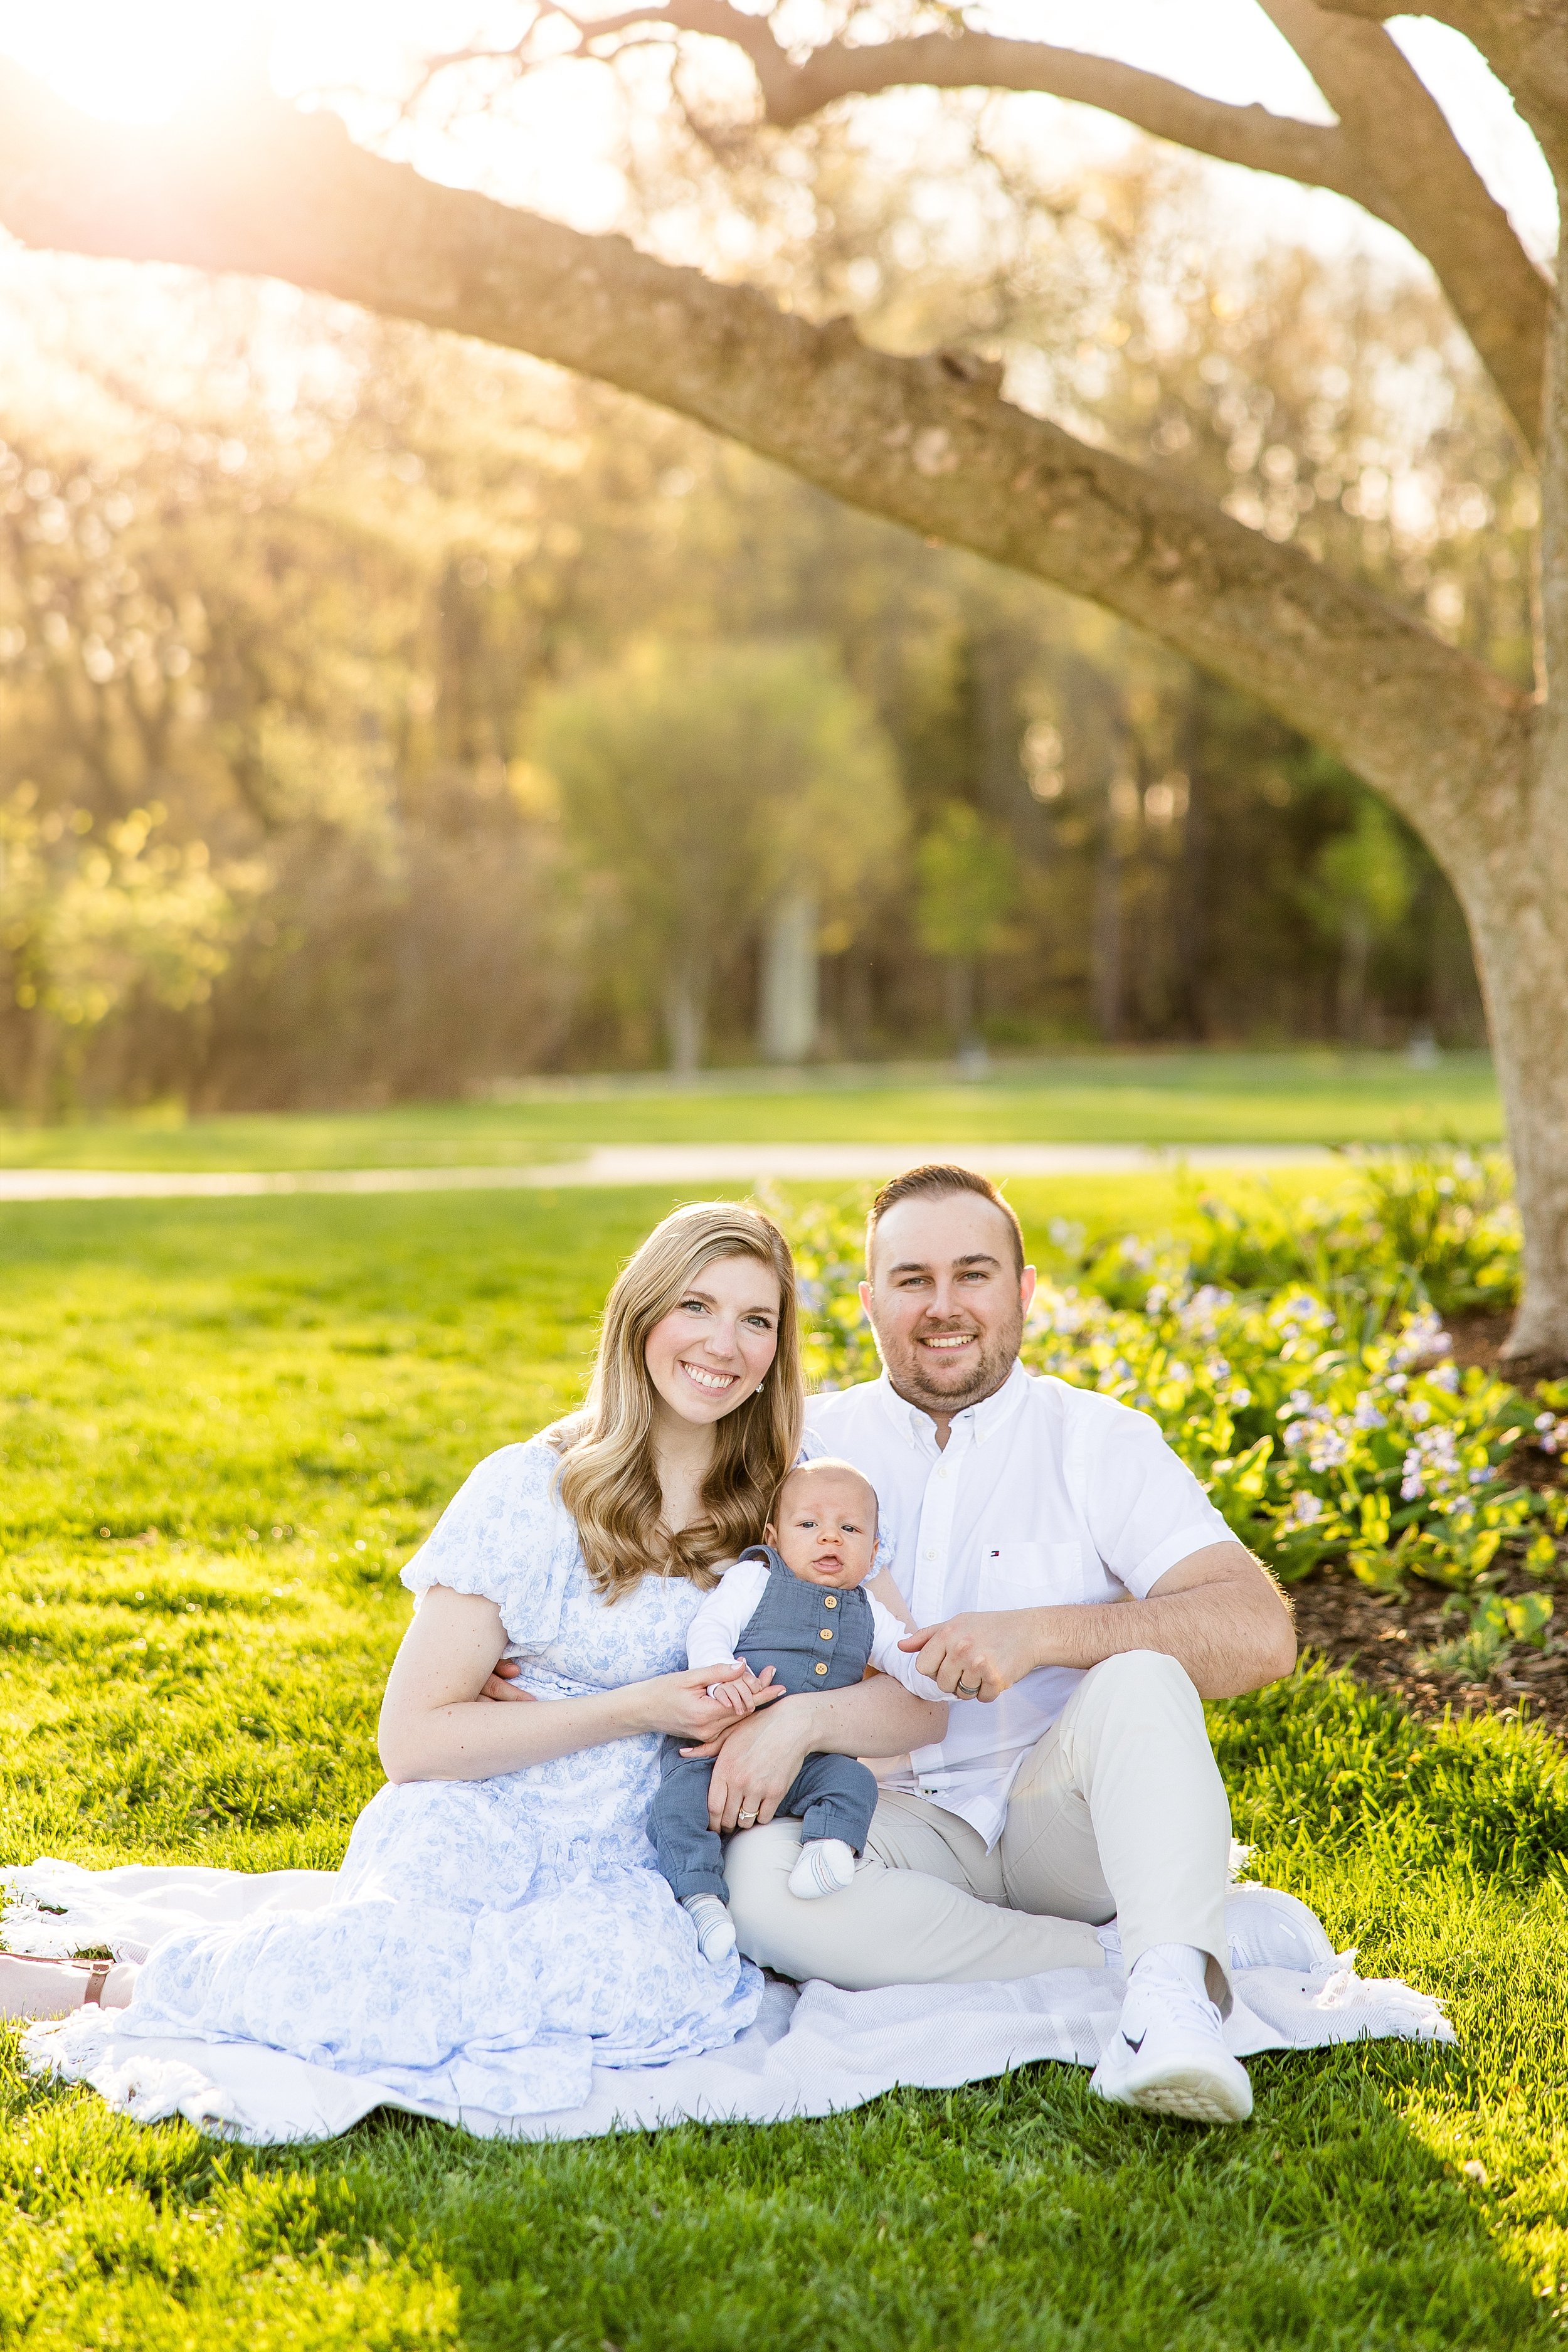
[686,1692,820,1831]
[632,1661,785,1745]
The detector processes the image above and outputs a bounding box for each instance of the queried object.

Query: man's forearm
[795,1675,947,1757]
[1031,1577,1294,1698]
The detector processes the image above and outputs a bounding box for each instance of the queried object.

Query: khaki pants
[724,1648,1234,2010]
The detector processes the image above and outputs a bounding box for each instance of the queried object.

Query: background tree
[0,165,1499,1099]
[914,802,1017,1062]
[531,637,903,1071]
[0,787,241,1116]
[1303,800,1417,1042]
[1,3,1560,1353]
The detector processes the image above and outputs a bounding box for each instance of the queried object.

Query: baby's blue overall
[650,1545,881,1903]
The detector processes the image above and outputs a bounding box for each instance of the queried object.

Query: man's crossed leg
[725,1649,1254,2121]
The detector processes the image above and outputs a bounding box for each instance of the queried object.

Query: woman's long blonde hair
[553,1201,803,1599]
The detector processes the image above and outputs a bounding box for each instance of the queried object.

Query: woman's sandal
[0,1951,113,2017]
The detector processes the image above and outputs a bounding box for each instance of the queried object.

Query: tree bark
[1488,201,1568,1364]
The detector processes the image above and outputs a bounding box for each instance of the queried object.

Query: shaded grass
[0,1049,1502,1168]
[1,1184,1564,2348]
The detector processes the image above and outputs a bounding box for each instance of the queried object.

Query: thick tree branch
[0,72,1530,881]
[1264,0,1550,448]
[571,4,1406,216]
[1316,2,1568,176]
[568,0,1549,448]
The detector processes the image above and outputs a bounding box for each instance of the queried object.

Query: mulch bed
[1288,1307,1567,1745]
[1291,1571,1568,1745]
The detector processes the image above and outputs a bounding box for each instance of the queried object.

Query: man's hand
[898,1608,1044,1702]
[480,1656,536,1703]
[683,1692,820,1831]
[899,1545,1296,1703]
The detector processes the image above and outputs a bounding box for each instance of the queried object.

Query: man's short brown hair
[865,1164,1026,1278]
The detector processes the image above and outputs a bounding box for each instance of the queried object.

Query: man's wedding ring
[955,1678,981,1698]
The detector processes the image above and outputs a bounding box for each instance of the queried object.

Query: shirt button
[814,1662,829,1675]
[823,1595,837,1609]
[819,1627,834,1640]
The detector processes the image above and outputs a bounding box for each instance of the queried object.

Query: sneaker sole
[1125,2065,1253,2125]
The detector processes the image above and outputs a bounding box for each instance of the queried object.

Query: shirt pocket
[983,1540,1089,1603]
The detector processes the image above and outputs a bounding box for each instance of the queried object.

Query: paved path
[0,1141,1344,1202]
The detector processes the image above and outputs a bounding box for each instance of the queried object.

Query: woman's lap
[119,1774,763,2106]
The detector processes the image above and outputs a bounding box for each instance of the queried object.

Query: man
[716,1165,1300,2125]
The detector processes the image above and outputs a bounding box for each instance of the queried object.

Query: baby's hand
[704,1660,778,1716]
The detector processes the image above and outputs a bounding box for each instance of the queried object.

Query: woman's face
[644,1253,782,1430]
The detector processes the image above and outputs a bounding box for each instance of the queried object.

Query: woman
[0,1200,943,2119]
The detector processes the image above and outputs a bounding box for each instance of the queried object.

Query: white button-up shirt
[802,1362,1235,1848]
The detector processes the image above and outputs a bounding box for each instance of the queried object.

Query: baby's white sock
[681,1893,736,1963]
[787,1838,857,1900]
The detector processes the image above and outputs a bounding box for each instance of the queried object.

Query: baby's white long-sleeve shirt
[685,1558,946,1702]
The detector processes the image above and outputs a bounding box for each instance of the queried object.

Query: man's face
[860,1192,1036,1418]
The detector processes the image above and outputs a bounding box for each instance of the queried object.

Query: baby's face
[766,1473,878,1589]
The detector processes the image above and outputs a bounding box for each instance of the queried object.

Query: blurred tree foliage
[0,136,1517,1108]
[531,638,903,1073]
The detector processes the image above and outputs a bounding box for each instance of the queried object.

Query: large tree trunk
[1468,877,1568,1365]
[1496,204,1568,1364]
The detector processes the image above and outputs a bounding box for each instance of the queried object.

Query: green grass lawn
[2,1179,1564,2349]
[0,1049,1503,1170]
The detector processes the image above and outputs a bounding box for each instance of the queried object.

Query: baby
[650,1456,943,1963]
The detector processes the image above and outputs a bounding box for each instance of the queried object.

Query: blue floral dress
[116,1436,763,2117]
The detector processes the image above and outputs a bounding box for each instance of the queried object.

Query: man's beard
[884,1316,1022,1416]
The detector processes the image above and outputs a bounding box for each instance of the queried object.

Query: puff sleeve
[400,1434,581,1652]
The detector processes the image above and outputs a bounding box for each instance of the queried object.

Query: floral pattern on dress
[120,1436,763,2118]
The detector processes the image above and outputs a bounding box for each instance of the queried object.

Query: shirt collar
[876,1357,1032,1452]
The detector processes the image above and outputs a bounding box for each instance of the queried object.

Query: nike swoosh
[1122,2031,1147,2053]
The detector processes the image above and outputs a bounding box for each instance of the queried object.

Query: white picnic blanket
[3,1858,1453,2144]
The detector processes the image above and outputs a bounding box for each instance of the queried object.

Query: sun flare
[0,0,268,125]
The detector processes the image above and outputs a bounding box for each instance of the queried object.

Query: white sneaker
[1097,1887,1338,1979]
[1091,1967,1254,2124]
[1223,1883,1337,1974]
[681,1893,736,1963]
[787,1838,856,1900]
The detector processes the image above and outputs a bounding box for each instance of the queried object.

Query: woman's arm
[378,1586,774,1784]
[685,1675,948,1832]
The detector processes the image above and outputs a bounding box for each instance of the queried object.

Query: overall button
[813,1661,829,1675]
[823,1594,838,1609]
[819,1627,834,1640]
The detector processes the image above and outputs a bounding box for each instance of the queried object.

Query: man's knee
[1083,1647,1200,1710]
[1065,1650,1211,1752]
